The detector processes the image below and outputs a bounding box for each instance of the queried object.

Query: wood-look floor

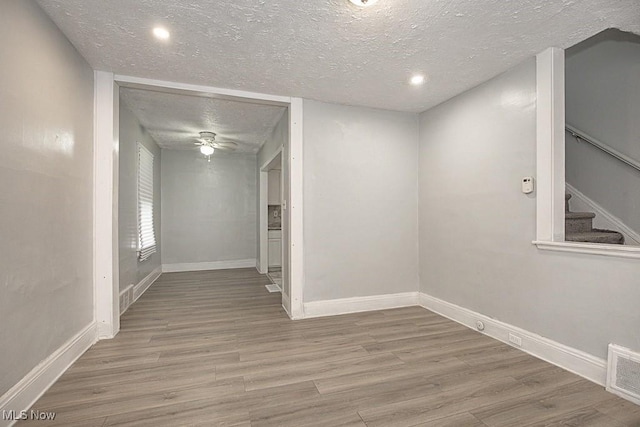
[22,268,640,427]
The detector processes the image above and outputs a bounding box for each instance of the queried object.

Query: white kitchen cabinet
[268,235,282,267]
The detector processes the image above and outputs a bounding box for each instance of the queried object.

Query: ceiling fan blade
[212,141,239,150]
[212,146,236,152]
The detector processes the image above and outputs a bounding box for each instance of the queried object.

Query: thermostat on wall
[522,177,534,194]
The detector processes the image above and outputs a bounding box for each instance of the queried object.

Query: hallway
[21,269,640,426]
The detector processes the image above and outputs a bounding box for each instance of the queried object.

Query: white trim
[295,288,607,385]
[533,240,640,259]
[288,98,305,320]
[536,47,566,243]
[114,75,291,106]
[259,147,284,275]
[0,323,97,425]
[282,298,291,318]
[418,293,607,386]
[94,71,120,339]
[107,75,305,324]
[303,292,419,319]
[162,259,257,273]
[133,265,162,301]
[258,172,269,274]
[280,151,285,280]
[566,183,640,246]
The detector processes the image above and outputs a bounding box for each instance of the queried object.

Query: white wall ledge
[533,240,640,259]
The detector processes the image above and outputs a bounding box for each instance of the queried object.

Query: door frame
[259,147,283,275]
[94,73,305,339]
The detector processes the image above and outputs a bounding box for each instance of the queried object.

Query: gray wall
[258,110,287,168]
[118,103,162,291]
[418,58,640,359]
[161,150,257,265]
[0,1,94,396]
[303,100,419,302]
[566,30,640,233]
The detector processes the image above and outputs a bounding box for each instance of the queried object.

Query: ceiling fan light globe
[200,145,215,156]
[349,0,379,6]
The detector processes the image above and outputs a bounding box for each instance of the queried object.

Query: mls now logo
[2,410,56,421]
[2,410,28,421]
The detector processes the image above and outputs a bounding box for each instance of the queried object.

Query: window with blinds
[137,143,156,261]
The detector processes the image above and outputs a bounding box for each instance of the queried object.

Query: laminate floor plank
[413,412,486,427]
[243,352,404,391]
[594,398,640,425]
[358,376,535,427]
[313,356,467,394]
[521,407,626,427]
[30,378,246,425]
[19,268,639,426]
[471,380,617,427]
[46,358,220,394]
[216,345,370,380]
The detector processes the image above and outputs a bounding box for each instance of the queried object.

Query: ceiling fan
[194,131,239,155]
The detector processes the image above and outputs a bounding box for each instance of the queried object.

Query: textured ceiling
[39,0,640,113]
[119,88,286,152]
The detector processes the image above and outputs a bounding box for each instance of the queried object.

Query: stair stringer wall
[565,31,640,236]
[566,183,640,246]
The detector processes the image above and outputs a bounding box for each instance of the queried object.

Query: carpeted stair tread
[565,192,625,244]
[565,229,624,244]
[566,211,596,220]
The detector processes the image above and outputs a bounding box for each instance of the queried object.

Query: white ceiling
[119,88,286,152]
[39,0,640,113]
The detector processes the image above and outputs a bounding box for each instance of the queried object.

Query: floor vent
[265,284,281,293]
[607,344,640,405]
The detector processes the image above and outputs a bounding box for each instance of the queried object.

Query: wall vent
[119,285,134,315]
[607,344,640,405]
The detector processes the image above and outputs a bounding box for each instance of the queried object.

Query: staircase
[565,193,624,244]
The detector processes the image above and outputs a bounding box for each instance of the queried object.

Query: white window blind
[137,143,156,261]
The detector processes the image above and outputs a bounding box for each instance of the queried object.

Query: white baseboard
[133,266,162,301]
[119,266,162,315]
[0,323,97,427]
[305,290,607,386]
[282,292,291,319]
[566,183,640,245]
[162,259,257,273]
[418,293,607,386]
[303,292,419,319]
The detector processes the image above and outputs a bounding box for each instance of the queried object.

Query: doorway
[259,150,284,293]
[94,74,305,339]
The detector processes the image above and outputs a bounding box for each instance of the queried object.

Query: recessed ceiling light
[349,0,379,7]
[152,27,170,41]
[410,74,426,86]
